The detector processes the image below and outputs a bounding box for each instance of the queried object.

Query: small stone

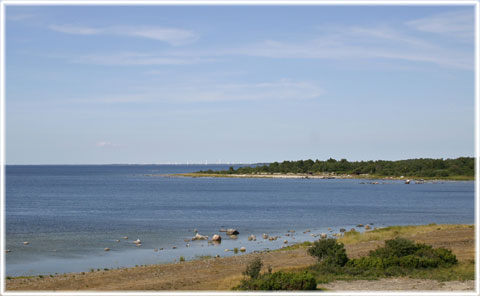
[23,242,30,245]
[211,234,222,242]
[240,247,246,252]
[104,248,110,251]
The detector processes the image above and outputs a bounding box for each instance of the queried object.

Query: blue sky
[5,5,475,164]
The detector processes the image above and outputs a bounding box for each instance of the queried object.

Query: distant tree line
[198,157,474,178]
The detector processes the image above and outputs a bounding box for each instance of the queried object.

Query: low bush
[235,257,316,290]
[308,238,348,267]
[243,257,263,279]
[236,271,317,290]
[350,237,458,269]
[310,237,459,283]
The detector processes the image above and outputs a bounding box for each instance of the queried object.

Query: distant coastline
[168,157,475,181]
[169,172,474,181]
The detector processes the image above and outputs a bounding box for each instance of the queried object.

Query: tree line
[198,157,474,178]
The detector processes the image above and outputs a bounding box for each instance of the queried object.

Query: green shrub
[308,238,348,267]
[349,238,457,270]
[243,257,263,279]
[236,271,316,290]
[370,237,418,258]
[179,256,185,262]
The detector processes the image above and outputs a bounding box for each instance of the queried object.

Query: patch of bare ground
[321,278,474,291]
[6,224,474,291]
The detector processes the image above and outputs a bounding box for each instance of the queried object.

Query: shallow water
[6,165,475,276]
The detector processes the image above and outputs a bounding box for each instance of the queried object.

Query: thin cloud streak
[70,52,214,66]
[68,79,324,104]
[406,10,474,39]
[48,24,198,46]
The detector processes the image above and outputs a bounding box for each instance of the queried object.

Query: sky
[5,5,476,164]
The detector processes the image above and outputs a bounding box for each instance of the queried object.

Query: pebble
[23,242,30,245]
[104,247,110,251]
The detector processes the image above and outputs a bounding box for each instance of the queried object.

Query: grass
[194,255,213,260]
[338,224,473,245]
[310,260,474,284]
[407,260,475,282]
[276,241,312,252]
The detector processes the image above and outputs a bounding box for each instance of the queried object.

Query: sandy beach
[6,224,474,291]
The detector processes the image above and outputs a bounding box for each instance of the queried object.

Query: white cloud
[70,52,214,66]
[226,24,473,70]
[70,94,148,104]
[48,24,197,46]
[7,14,34,21]
[69,79,323,104]
[174,79,324,102]
[49,24,101,35]
[96,141,120,148]
[406,10,474,39]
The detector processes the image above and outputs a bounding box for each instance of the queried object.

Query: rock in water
[262,233,269,239]
[320,233,327,239]
[211,234,222,242]
[104,248,110,251]
[192,233,208,240]
[248,235,256,241]
[226,229,239,235]
[240,247,246,252]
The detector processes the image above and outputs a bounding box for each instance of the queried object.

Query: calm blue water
[5,165,475,276]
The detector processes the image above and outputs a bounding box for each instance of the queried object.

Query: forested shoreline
[198,157,474,179]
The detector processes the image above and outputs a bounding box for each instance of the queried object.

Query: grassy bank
[6,224,474,291]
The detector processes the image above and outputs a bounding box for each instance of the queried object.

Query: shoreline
[159,173,474,181]
[5,224,474,291]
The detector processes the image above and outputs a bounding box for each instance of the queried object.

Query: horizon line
[4,155,475,166]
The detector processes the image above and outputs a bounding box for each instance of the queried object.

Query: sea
[5,165,475,276]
